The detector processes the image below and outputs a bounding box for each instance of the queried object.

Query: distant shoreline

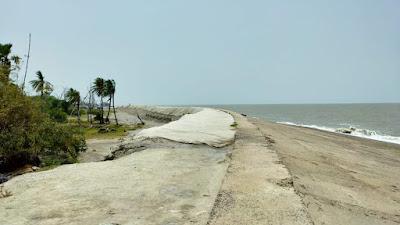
[209,103,400,146]
[274,120,400,146]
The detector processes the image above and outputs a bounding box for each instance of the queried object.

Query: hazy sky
[1,0,399,105]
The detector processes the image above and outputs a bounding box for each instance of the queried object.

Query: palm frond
[92,77,105,97]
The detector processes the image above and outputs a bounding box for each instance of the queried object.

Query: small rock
[32,166,40,171]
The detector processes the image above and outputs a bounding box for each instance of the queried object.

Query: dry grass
[84,124,143,139]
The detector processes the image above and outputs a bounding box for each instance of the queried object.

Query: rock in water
[336,128,353,134]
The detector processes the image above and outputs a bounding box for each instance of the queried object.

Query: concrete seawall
[1,106,399,225]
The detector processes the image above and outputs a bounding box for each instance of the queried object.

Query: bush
[38,123,86,166]
[48,108,68,122]
[92,108,103,122]
[32,95,71,123]
[0,84,86,172]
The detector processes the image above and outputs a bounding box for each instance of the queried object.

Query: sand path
[208,112,313,225]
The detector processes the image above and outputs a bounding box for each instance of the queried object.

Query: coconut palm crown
[30,71,53,97]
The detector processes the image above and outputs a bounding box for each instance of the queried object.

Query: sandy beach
[252,118,400,225]
[1,106,399,225]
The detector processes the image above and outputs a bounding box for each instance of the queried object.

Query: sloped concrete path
[0,107,234,225]
[207,113,313,225]
[0,146,229,225]
[135,108,235,148]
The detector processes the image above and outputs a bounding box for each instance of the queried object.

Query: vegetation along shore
[0,42,137,179]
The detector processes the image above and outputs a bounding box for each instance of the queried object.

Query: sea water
[210,103,400,145]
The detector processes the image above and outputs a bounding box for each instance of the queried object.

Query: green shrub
[93,108,103,122]
[48,108,68,122]
[32,95,71,122]
[38,123,86,166]
[0,83,86,172]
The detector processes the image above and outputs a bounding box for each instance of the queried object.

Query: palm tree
[92,77,105,124]
[10,55,21,82]
[104,79,112,124]
[111,80,118,125]
[104,79,118,125]
[30,71,53,97]
[87,88,95,125]
[65,88,81,125]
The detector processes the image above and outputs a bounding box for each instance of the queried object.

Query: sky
[1,0,399,105]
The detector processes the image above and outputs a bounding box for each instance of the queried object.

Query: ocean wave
[277,121,400,145]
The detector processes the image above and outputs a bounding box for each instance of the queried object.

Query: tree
[10,55,21,82]
[92,77,105,124]
[1,42,86,173]
[30,71,53,97]
[0,43,20,83]
[87,88,95,125]
[0,44,12,70]
[104,79,113,123]
[111,80,118,125]
[65,88,81,125]
[104,79,118,124]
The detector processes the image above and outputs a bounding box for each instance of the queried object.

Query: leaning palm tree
[30,71,53,97]
[104,79,118,124]
[92,77,105,124]
[110,80,118,125]
[65,88,81,125]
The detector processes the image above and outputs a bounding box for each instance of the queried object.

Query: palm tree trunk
[89,91,93,125]
[112,94,118,125]
[106,96,111,124]
[100,96,104,124]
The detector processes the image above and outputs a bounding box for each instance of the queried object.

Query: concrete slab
[135,108,235,147]
[0,147,229,225]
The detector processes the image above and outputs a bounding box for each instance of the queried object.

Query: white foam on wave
[277,121,400,145]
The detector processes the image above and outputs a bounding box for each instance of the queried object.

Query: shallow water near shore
[205,103,400,145]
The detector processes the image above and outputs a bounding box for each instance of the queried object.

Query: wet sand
[251,118,400,225]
